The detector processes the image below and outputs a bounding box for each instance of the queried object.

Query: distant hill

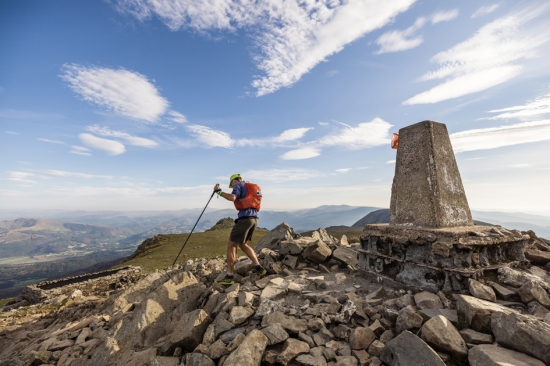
[351,208,549,238]
[352,209,390,227]
[0,218,135,258]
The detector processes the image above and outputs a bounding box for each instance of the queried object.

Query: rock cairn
[1,222,550,366]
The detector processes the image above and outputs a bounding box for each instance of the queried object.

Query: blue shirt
[232,182,259,219]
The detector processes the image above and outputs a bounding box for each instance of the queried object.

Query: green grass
[0,297,14,308]
[115,228,268,272]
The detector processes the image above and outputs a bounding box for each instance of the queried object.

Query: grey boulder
[380,331,445,366]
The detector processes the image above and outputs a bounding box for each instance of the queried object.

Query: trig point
[358,120,528,292]
[390,121,474,228]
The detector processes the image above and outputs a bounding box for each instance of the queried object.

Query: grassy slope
[115,228,268,272]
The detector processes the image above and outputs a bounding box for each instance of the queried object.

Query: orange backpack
[234,182,262,211]
[391,133,399,149]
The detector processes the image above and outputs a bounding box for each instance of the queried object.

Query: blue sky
[1,0,550,215]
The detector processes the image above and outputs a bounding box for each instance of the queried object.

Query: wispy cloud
[236,128,313,147]
[316,118,392,149]
[471,4,500,19]
[6,171,37,184]
[386,160,396,164]
[38,138,65,145]
[450,120,550,152]
[61,64,169,122]
[280,147,320,160]
[43,170,113,179]
[278,118,392,160]
[5,131,19,135]
[483,92,550,120]
[243,168,321,183]
[114,0,417,96]
[79,133,126,155]
[86,125,158,147]
[185,124,233,148]
[404,5,550,105]
[375,10,457,54]
[431,9,459,24]
[70,146,92,156]
[166,110,187,124]
[336,168,351,173]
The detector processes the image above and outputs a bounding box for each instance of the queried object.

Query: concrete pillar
[389,121,473,228]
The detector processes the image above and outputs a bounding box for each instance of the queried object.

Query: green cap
[229,173,242,188]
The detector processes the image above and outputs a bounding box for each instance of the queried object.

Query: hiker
[214,173,266,285]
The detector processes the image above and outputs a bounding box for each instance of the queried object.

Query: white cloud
[70,146,92,156]
[61,64,169,122]
[318,122,329,126]
[86,125,158,148]
[471,4,500,19]
[431,9,459,24]
[506,163,534,168]
[278,118,392,160]
[6,171,37,184]
[336,168,351,173]
[450,120,550,152]
[317,118,392,149]
[236,127,313,147]
[243,168,321,183]
[185,124,233,148]
[375,18,425,54]
[375,10,457,54]
[404,5,550,105]
[79,133,126,155]
[114,0,417,96]
[484,92,550,120]
[38,138,65,144]
[167,110,187,123]
[5,131,19,135]
[386,160,396,164]
[43,170,113,179]
[280,147,320,160]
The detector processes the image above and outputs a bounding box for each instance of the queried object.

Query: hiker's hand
[214,184,221,193]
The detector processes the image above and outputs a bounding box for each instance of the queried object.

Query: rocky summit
[1,222,550,366]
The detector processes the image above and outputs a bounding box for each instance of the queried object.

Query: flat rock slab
[489,282,517,301]
[456,294,517,332]
[332,248,358,267]
[468,279,496,302]
[419,309,458,323]
[459,329,492,345]
[163,309,212,353]
[414,292,442,310]
[302,240,332,263]
[420,315,468,357]
[468,344,545,366]
[380,331,445,366]
[223,329,268,366]
[491,311,550,365]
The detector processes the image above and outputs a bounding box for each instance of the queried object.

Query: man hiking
[214,174,266,285]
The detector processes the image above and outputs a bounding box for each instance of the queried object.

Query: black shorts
[230,218,258,244]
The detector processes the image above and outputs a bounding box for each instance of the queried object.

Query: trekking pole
[172,187,221,266]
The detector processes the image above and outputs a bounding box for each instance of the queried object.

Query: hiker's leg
[238,242,260,266]
[226,241,238,275]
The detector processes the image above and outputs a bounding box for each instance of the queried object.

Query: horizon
[2,1,550,215]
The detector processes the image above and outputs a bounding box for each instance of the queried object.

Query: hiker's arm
[214,184,236,201]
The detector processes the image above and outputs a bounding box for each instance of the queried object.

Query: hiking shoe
[218,276,235,286]
[251,267,267,277]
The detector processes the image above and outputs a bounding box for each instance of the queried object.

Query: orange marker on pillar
[391,133,399,149]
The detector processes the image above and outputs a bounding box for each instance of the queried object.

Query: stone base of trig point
[357,121,529,292]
